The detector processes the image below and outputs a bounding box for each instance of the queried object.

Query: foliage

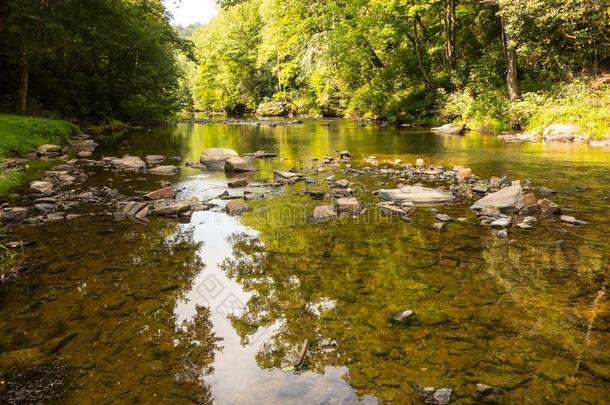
[189,0,609,125]
[0,0,193,121]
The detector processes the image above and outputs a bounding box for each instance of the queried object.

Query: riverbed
[1,119,609,404]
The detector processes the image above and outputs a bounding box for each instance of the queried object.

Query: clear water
[1,120,609,404]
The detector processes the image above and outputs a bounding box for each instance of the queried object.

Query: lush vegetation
[0,0,193,122]
[185,0,609,133]
[0,114,77,156]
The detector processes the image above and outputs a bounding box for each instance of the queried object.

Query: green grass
[0,114,78,196]
[0,114,79,156]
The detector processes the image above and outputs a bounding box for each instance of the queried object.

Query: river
[1,119,609,404]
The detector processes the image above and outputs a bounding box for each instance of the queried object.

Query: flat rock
[156,201,191,216]
[470,184,523,213]
[560,215,587,226]
[273,170,302,182]
[37,144,62,155]
[431,123,465,135]
[225,157,256,172]
[145,186,177,200]
[435,213,453,222]
[112,155,146,172]
[149,165,178,175]
[30,181,54,195]
[145,155,166,164]
[336,197,360,214]
[228,177,249,188]
[245,150,277,159]
[200,148,239,170]
[543,124,579,142]
[378,186,455,205]
[490,217,512,229]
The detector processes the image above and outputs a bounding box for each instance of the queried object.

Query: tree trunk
[406,19,435,91]
[0,0,9,33]
[444,0,457,74]
[17,51,29,114]
[500,14,519,101]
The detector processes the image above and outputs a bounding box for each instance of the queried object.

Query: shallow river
[1,119,609,404]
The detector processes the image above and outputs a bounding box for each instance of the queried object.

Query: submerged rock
[470,184,523,214]
[0,207,28,222]
[435,213,452,222]
[200,148,239,170]
[245,150,277,159]
[227,177,249,188]
[378,186,455,205]
[336,197,360,214]
[311,205,336,223]
[391,310,414,323]
[413,384,453,405]
[473,383,504,398]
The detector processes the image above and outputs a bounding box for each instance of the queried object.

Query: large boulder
[200,148,239,170]
[470,184,524,214]
[256,101,289,117]
[112,155,146,172]
[431,124,465,135]
[224,157,256,173]
[543,124,579,142]
[378,186,455,205]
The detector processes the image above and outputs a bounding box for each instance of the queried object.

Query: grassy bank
[0,114,78,156]
[441,80,610,139]
[0,114,78,196]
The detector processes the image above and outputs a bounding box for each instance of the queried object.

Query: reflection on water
[1,120,609,403]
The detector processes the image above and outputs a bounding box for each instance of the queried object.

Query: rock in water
[112,155,146,172]
[155,201,191,217]
[435,213,452,222]
[224,157,256,172]
[413,384,453,405]
[145,155,166,164]
[200,148,239,170]
[227,177,249,188]
[431,123,465,135]
[30,181,54,195]
[1,207,28,222]
[225,201,248,216]
[256,101,289,116]
[470,184,523,214]
[473,383,504,398]
[391,310,414,323]
[144,186,177,200]
[560,215,588,226]
[149,165,178,175]
[312,205,336,223]
[378,186,455,205]
[543,124,579,142]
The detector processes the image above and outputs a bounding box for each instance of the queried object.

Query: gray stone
[490,217,512,229]
[224,157,256,172]
[77,151,92,158]
[560,215,588,226]
[156,201,191,216]
[470,184,523,213]
[473,383,504,398]
[1,207,28,222]
[200,148,239,170]
[122,201,149,217]
[497,229,508,239]
[273,170,302,182]
[312,205,336,223]
[391,310,414,323]
[30,181,54,195]
[543,124,579,142]
[432,222,445,231]
[334,179,350,188]
[34,203,56,213]
[415,385,453,405]
[228,177,249,188]
[149,165,178,175]
[378,186,455,205]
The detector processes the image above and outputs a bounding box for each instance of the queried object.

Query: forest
[186,0,610,133]
[0,0,609,135]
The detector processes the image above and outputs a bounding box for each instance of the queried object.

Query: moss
[0,114,78,156]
